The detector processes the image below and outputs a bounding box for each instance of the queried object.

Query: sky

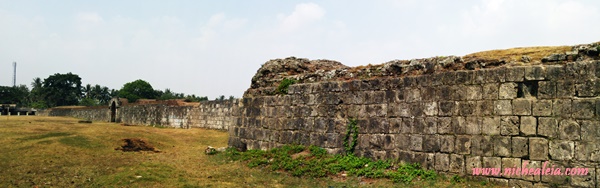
[1,0,599,99]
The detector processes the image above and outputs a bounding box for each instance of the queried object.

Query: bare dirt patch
[115,138,160,152]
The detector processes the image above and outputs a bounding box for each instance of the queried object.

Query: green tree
[118,79,158,102]
[42,72,83,107]
[0,85,30,106]
[29,77,46,108]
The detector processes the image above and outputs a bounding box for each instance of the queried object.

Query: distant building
[0,104,36,115]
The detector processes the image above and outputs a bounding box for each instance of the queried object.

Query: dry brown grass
[0,116,500,187]
[463,45,573,64]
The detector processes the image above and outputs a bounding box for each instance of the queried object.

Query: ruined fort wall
[38,107,111,122]
[39,99,239,130]
[229,60,600,187]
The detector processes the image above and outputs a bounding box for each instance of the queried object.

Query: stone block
[366,133,385,150]
[384,90,403,104]
[556,81,575,98]
[577,80,600,97]
[512,99,532,115]
[558,119,580,141]
[455,71,472,84]
[473,69,486,84]
[409,135,423,151]
[481,117,500,135]
[366,91,386,104]
[383,135,396,150]
[471,135,493,156]
[434,153,450,172]
[501,158,521,178]
[455,135,471,154]
[411,118,425,134]
[423,117,437,134]
[570,167,596,188]
[580,120,600,141]
[423,135,439,152]
[511,137,529,158]
[458,101,477,116]
[492,136,511,157]
[487,68,507,83]
[529,137,548,160]
[499,83,518,99]
[465,116,481,135]
[465,156,482,175]
[436,117,451,134]
[409,102,424,117]
[401,118,413,133]
[395,134,410,150]
[532,99,552,116]
[524,66,545,80]
[403,76,418,88]
[438,101,457,116]
[540,162,568,184]
[506,67,525,82]
[521,160,542,182]
[494,100,513,115]
[572,99,595,119]
[482,83,499,100]
[508,179,533,187]
[451,85,467,101]
[421,87,436,102]
[575,141,600,161]
[488,178,509,186]
[520,116,537,136]
[404,88,421,102]
[388,118,402,134]
[465,85,482,100]
[449,154,465,174]
[549,140,574,160]
[537,117,558,138]
[552,99,571,118]
[500,116,519,136]
[477,100,494,116]
[451,116,466,134]
[538,81,556,99]
[387,103,407,118]
[545,65,564,81]
[482,157,502,177]
[423,102,438,116]
[437,85,453,100]
[366,104,387,117]
[439,135,455,153]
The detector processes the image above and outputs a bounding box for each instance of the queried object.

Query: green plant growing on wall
[275,78,296,95]
[343,118,359,155]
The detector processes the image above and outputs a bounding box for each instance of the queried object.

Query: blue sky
[1,0,599,98]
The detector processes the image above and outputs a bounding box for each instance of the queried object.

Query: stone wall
[39,99,239,130]
[229,59,600,187]
[38,107,110,122]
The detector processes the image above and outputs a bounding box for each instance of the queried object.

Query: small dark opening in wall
[517,81,538,98]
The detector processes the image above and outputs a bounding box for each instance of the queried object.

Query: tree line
[0,72,231,109]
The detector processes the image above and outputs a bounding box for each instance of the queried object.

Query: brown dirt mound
[115,138,160,152]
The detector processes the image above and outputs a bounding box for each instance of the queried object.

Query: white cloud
[279,3,325,31]
[76,12,103,23]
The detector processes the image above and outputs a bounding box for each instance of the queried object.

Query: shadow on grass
[17,132,72,141]
[59,135,104,149]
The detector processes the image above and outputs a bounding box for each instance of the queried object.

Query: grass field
[0,116,496,187]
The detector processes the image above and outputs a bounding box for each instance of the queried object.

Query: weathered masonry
[229,43,600,187]
[39,99,239,130]
[40,42,600,187]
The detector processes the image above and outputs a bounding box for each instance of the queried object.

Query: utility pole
[12,62,16,87]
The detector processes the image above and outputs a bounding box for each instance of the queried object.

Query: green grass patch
[58,135,103,149]
[220,145,439,184]
[18,132,72,141]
